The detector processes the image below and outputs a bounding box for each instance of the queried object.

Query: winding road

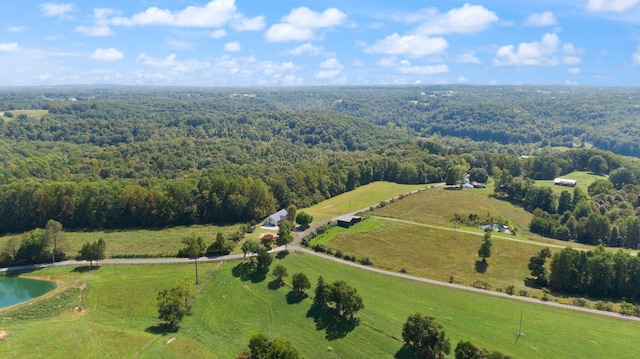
[3,186,640,323]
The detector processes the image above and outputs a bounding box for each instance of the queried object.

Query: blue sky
[2,0,640,86]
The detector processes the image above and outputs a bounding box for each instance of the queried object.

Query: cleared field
[535,171,605,196]
[302,181,426,223]
[2,254,640,358]
[0,224,244,258]
[1,109,48,119]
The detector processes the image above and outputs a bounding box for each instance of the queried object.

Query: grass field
[2,254,640,358]
[0,224,245,259]
[1,109,48,120]
[535,171,605,196]
[302,182,427,223]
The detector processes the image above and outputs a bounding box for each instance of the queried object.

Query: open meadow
[2,253,640,358]
[534,171,605,196]
[1,110,48,120]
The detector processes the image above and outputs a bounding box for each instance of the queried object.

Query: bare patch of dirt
[0,330,8,340]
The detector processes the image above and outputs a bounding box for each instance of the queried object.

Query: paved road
[3,185,639,323]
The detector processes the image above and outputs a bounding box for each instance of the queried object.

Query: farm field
[2,253,640,358]
[535,171,605,196]
[301,182,427,223]
[1,109,48,119]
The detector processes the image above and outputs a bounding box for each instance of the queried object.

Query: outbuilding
[337,215,362,228]
[264,209,287,227]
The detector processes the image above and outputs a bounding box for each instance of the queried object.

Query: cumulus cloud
[76,8,116,36]
[137,53,211,74]
[0,43,19,52]
[375,57,448,75]
[415,4,498,35]
[456,51,480,64]
[587,0,640,12]
[568,68,581,74]
[224,41,241,52]
[633,44,640,66]
[40,3,74,19]
[365,33,448,57]
[111,0,264,30]
[524,11,558,26]
[494,33,581,66]
[265,7,347,42]
[92,48,124,61]
[315,57,344,79]
[288,43,324,56]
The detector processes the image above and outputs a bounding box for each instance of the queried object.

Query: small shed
[264,209,287,227]
[554,178,577,187]
[337,215,362,228]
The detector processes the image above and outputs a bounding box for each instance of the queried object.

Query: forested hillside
[2,85,640,242]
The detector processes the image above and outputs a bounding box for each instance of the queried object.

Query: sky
[2,0,640,86]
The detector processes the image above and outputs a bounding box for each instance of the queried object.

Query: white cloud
[458,76,469,82]
[396,64,449,74]
[76,25,114,36]
[210,29,227,38]
[231,16,265,31]
[366,33,448,57]
[524,11,558,26]
[288,43,323,55]
[415,4,498,35]
[0,43,19,52]
[315,57,344,79]
[36,73,53,80]
[40,3,74,18]
[353,60,364,66]
[76,8,116,36]
[92,48,124,61]
[456,51,480,64]
[494,33,581,66]
[111,0,263,30]
[265,7,347,42]
[375,57,449,75]
[568,68,581,74]
[8,26,28,33]
[632,44,640,66]
[224,41,241,52]
[587,0,640,13]
[136,53,211,74]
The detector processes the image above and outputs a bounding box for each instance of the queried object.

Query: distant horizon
[3,1,640,87]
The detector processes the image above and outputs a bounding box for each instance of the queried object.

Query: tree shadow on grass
[268,279,285,290]
[276,251,289,260]
[71,265,99,273]
[145,323,178,335]
[394,346,415,359]
[306,304,358,340]
[231,261,254,281]
[286,290,307,304]
[475,260,488,273]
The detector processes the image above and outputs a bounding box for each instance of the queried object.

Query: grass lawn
[2,254,640,358]
[535,171,605,196]
[302,182,426,223]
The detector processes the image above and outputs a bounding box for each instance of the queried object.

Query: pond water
[0,277,58,309]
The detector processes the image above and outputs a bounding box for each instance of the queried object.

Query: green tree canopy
[402,313,451,359]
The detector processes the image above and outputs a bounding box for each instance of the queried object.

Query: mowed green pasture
[535,171,605,196]
[323,219,545,296]
[0,224,244,258]
[302,181,426,223]
[1,109,48,119]
[3,254,640,358]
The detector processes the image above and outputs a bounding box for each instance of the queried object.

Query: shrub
[400,268,407,273]
[334,250,343,258]
[595,301,613,312]
[572,298,588,307]
[359,257,373,265]
[505,285,515,295]
[518,289,529,297]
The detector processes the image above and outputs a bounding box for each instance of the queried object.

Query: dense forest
[2,85,640,244]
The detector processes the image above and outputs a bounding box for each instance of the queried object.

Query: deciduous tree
[402,313,450,359]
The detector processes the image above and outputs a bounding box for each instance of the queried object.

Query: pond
[0,277,58,309]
